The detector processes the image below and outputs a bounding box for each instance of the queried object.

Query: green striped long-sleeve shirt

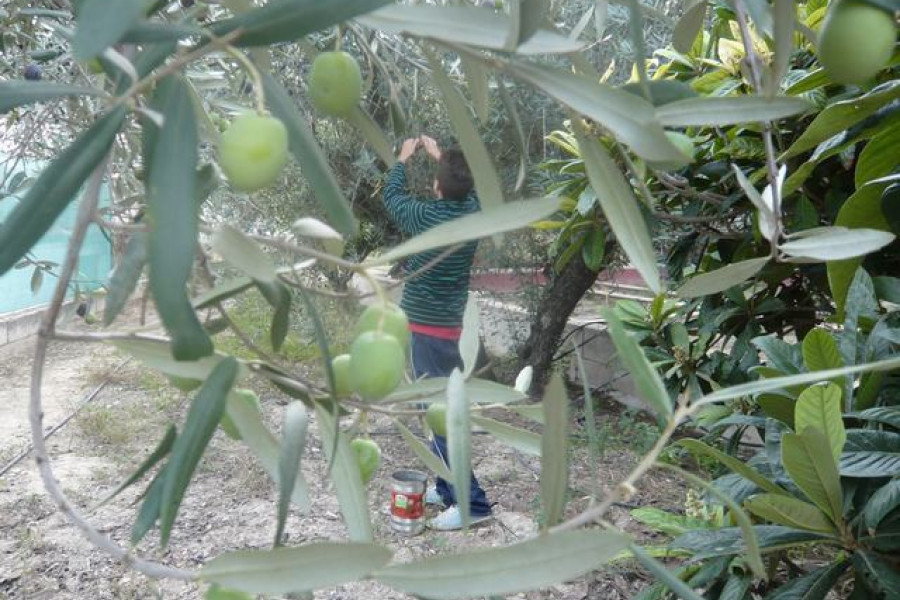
[382,163,479,327]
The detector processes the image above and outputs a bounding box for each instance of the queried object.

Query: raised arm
[382,138,431,235]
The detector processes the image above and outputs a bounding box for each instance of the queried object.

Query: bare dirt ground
[0,309,683,600]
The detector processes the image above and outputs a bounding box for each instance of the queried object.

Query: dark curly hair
[435,147,474,200]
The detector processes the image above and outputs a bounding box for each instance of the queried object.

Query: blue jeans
[410,332,492,517]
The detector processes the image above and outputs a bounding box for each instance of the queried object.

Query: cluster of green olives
[216,51,364,194]
[330,301,409,401]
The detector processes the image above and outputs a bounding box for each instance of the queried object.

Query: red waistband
[409,323,463,340]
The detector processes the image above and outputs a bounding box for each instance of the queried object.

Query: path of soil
[0,309,682,600]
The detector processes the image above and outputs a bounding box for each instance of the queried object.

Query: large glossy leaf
[426,50,503,212]
[794,383,845,462]
[695,355,900,406]
[275,402,308,546]
[656,96,810,127]
[374,530,629,599]
[840,451,900,478]
[263,73,357,237]
[471,416,541,456]
[662,465,765,578]
[393,418,452,481]
[369,196,561,265]
[754,336,803,375]
[764,560,849,600]
[671,525,825,558]
[844,430,900,452]
[601,307,671,417]
[226,391,310,508]
[313,403,372,541]
[758,395,796,427]
[574,125,661,293]
[0,107,124,276]
[779,227,895,261]
[146,76,212,361]
[802,328,843,373]
[826,175,897,316]
[782,429,843,523]
[540,373,568,528]
[103,232,147,326]
[782,81,900,159]
[744,494,836,534]
[447,369,472,527]
[506,61,686,165]
[847,406,900,430]
[202,543,392,594]
[0,81,104,113]
[678,439,787,496]
[852,550,900,598]
[159,357,238,546]
[855,119,900,188]
[357,5,583,54]
[863,478,900,531]
[73,0,144,60]
[211,0,390,47]
[677,257,769,298]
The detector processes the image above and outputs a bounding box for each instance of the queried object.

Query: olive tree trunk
[517,252,600,397]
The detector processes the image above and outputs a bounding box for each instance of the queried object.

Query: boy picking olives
[382,136,493,531]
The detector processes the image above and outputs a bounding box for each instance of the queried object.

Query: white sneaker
[428,505,492,531]
[425,485,443,506]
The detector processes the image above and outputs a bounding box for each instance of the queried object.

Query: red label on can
[391,490,424,520]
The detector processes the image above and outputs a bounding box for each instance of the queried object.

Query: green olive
[353,301,410,349]
[218,112,289,192]
[349,331,406,400]
[818,0,896,85]
[308,51,363,117]
[350,437,381,484]
[426,402,448,437]
[330,354,353,397]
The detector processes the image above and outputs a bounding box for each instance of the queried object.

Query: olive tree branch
[29,160,196,582]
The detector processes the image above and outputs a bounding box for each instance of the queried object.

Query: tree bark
[517,252,600,397]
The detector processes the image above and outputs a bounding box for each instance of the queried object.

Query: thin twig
[733,0,784,256]
[29,160,196,580]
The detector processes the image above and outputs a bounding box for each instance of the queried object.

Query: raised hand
[398,138,420,163]
[419,135,442,160]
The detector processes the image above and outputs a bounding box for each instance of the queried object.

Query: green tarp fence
[0,156,112,316]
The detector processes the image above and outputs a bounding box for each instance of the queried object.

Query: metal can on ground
[390,469,427,535]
